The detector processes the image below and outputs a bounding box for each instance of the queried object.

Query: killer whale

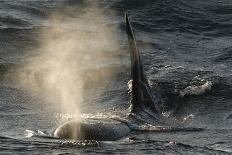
[53,13,203,141]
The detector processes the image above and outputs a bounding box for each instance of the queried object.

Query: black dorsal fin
[125,12,161,113]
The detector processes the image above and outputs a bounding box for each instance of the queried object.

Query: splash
[179,81,213,97]
[8,2,121,115]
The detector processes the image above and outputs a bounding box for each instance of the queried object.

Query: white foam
[25,130,34,138]
[180,81,213,97]
[127,79,133,93]
[183,114,194,121]
[25,130,48,138]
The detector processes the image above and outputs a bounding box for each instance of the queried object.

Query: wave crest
[180,81,212,97]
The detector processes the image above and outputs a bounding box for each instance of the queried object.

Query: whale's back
[53,118,130,140]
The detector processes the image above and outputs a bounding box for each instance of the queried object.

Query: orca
[53,12,203,141]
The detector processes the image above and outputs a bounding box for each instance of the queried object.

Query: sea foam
[180,81,212,97]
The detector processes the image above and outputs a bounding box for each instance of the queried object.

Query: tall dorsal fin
[125,12,161,113]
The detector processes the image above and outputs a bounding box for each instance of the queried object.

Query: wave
[0,15,31,28]
[214,47,232,63]
[125,137,230,154]
[111,0,232,37]
[5,3,48,19]
[24,129,100,147]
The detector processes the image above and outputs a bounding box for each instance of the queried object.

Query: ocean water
[0,0,232,154]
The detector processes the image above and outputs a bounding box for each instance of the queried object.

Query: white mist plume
[9,2,121,115]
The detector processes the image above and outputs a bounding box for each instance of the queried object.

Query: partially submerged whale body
[53,13,201,141]
[53,13,164,140]
[53,118,130,141]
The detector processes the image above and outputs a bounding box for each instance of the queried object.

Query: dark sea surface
[0,0,232,154]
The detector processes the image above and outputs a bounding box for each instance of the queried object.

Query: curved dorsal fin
[125,12,161,113]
